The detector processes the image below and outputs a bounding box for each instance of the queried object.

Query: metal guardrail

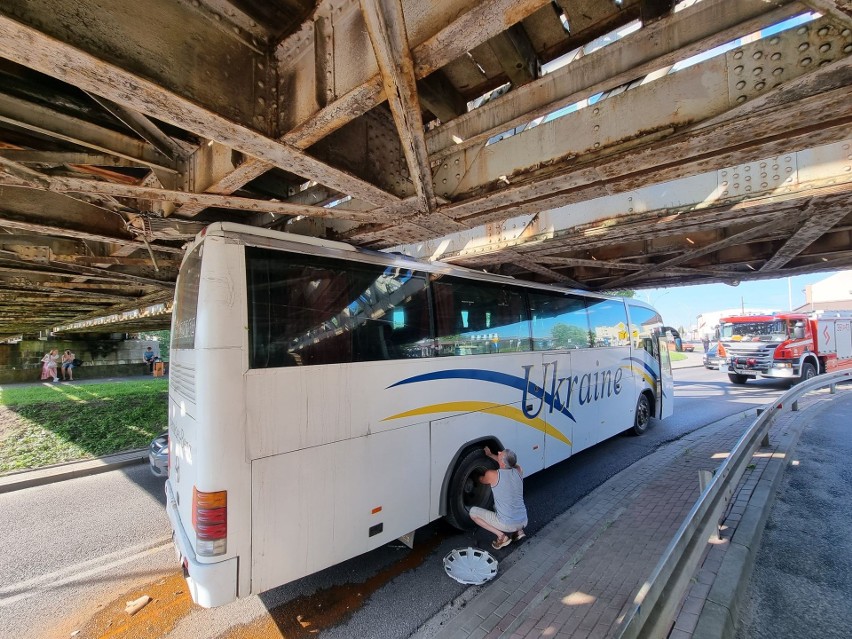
[617,369,852,639]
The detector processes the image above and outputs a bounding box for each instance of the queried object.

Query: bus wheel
[444,448,497,530]
[631,393,651,436]
[798,362,817,384]
[728,373,749,385]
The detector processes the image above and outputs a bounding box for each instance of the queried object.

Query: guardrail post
[698,469,713,493]
[761,432,770,447]
[791,400,798,412]
[830,383,837,394]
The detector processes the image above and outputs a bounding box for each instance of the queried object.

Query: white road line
[0,537,174,607]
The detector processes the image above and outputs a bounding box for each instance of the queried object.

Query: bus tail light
[192,487,227,556]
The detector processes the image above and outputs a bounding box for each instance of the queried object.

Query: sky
[640,271,834,333]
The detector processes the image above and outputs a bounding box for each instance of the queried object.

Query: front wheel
[444,448,497,530]
[631,393,652,436]
[798,362,817,384]
[728,373,749,385]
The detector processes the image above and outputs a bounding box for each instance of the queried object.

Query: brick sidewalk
[416,392,835,639]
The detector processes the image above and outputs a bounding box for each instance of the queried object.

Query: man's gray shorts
[469,506,526,533]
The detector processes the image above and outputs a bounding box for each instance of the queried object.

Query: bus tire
[444,448,497,530]
[728,373,749,384]
[631,393,652,436]
[798,362,817,384]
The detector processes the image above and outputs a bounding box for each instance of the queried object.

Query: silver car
[149,432,168,478]
[703,343,725,370]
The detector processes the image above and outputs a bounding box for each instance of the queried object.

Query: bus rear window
[172,245,202,350]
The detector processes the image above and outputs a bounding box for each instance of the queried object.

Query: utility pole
[741,296,744,313]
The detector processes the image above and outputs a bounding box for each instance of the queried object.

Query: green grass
[0,379,168,473]
[669,352,688,361]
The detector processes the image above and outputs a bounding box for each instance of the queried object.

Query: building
[795,271,852,313]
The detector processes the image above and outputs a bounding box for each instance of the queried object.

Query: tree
[602,289,636,298]
[552,323,591,349]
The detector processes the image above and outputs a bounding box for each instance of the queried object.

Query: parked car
[682,342,695,352]
[149,431,168,478]
[703,343,725,370]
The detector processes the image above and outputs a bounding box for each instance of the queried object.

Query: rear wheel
[444,448,497,530]
[798,362,817,384]
[728,373,749,384]
[631,393,652,436]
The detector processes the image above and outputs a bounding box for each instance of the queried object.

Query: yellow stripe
[384,401,572,446]
[622,364,656,389]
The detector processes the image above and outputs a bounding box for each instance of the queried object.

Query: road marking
[0,537,174,607]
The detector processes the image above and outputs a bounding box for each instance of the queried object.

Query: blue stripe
[389,369,575,422]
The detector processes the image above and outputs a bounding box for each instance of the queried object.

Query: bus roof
[192,222,638,303]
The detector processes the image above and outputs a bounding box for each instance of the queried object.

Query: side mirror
[793,323,804,339]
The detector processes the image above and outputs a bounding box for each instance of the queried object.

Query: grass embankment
[669,352,688,362]
[0,379,168,473]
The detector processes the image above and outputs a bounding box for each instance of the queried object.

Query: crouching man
[470,446,528,550]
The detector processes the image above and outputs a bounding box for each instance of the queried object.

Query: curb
[691,402,811,639]
[0,448,148,494]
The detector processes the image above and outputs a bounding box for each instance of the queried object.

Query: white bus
[165,222,674,607]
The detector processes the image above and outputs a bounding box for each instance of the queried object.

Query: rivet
[755,80,766,90]
[734,65,744,75]
[233,26,240,35]
[752,67,763,76]
[734,173,740,179]
[744,166,750,172]
[752,51,763,60]
[817,26,830,37]
[745,176,751,181]
[819,59,831,66]
[442,178,446,184]
[796,26,807,35]
[845,45,852,54]
[628,208,633,213]
[721,170,727,176]
[819,43,831,53]
[772,67,784,76]
[733,50,744,59]
[593,108,599,115]
[773,175,780,181]
[455,174,460,179]
[593,142,600,148]
[761,183,768,188]
[443,164,448,169]
[722,190,729,197]
[454,159,459,165]
[594,125,600,131]
[771,52,782,61]
[736,80,746,90]
[843,29,851,37]
[800,57,812,66]
[736,95,747,104]
[745,186,752,192]
[761,172,767,178]
[721,180,728,186]
[769,36,780,45]
[733,183,740,189]
[798,42,810,52]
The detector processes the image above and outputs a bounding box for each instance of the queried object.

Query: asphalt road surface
[735,391,852,639]
[0,366,793,639]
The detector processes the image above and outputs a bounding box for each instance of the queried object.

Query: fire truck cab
[718,310,852,385]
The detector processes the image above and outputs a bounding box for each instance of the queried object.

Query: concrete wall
[0,337,162,384]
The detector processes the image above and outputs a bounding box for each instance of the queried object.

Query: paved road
[0,364,791,639]
[735,391,852,639]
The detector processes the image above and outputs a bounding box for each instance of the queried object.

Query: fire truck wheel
[799,362,817,383]
[728,373,749,385]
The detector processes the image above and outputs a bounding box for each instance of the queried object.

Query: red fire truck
[717,310,852,384]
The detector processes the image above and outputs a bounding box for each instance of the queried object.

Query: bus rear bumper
[165,481,237,608]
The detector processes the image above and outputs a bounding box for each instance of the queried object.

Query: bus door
[655,334,673,418]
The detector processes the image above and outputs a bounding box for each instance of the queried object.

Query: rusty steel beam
[0,14,399,207]
[361,0,436,214]
[759,206,850,271]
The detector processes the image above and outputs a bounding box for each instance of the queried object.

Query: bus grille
[170,362,196,403]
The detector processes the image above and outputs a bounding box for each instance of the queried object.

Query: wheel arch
[438,435,503,518]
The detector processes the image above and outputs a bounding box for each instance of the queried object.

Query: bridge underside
[0,0,850,336]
